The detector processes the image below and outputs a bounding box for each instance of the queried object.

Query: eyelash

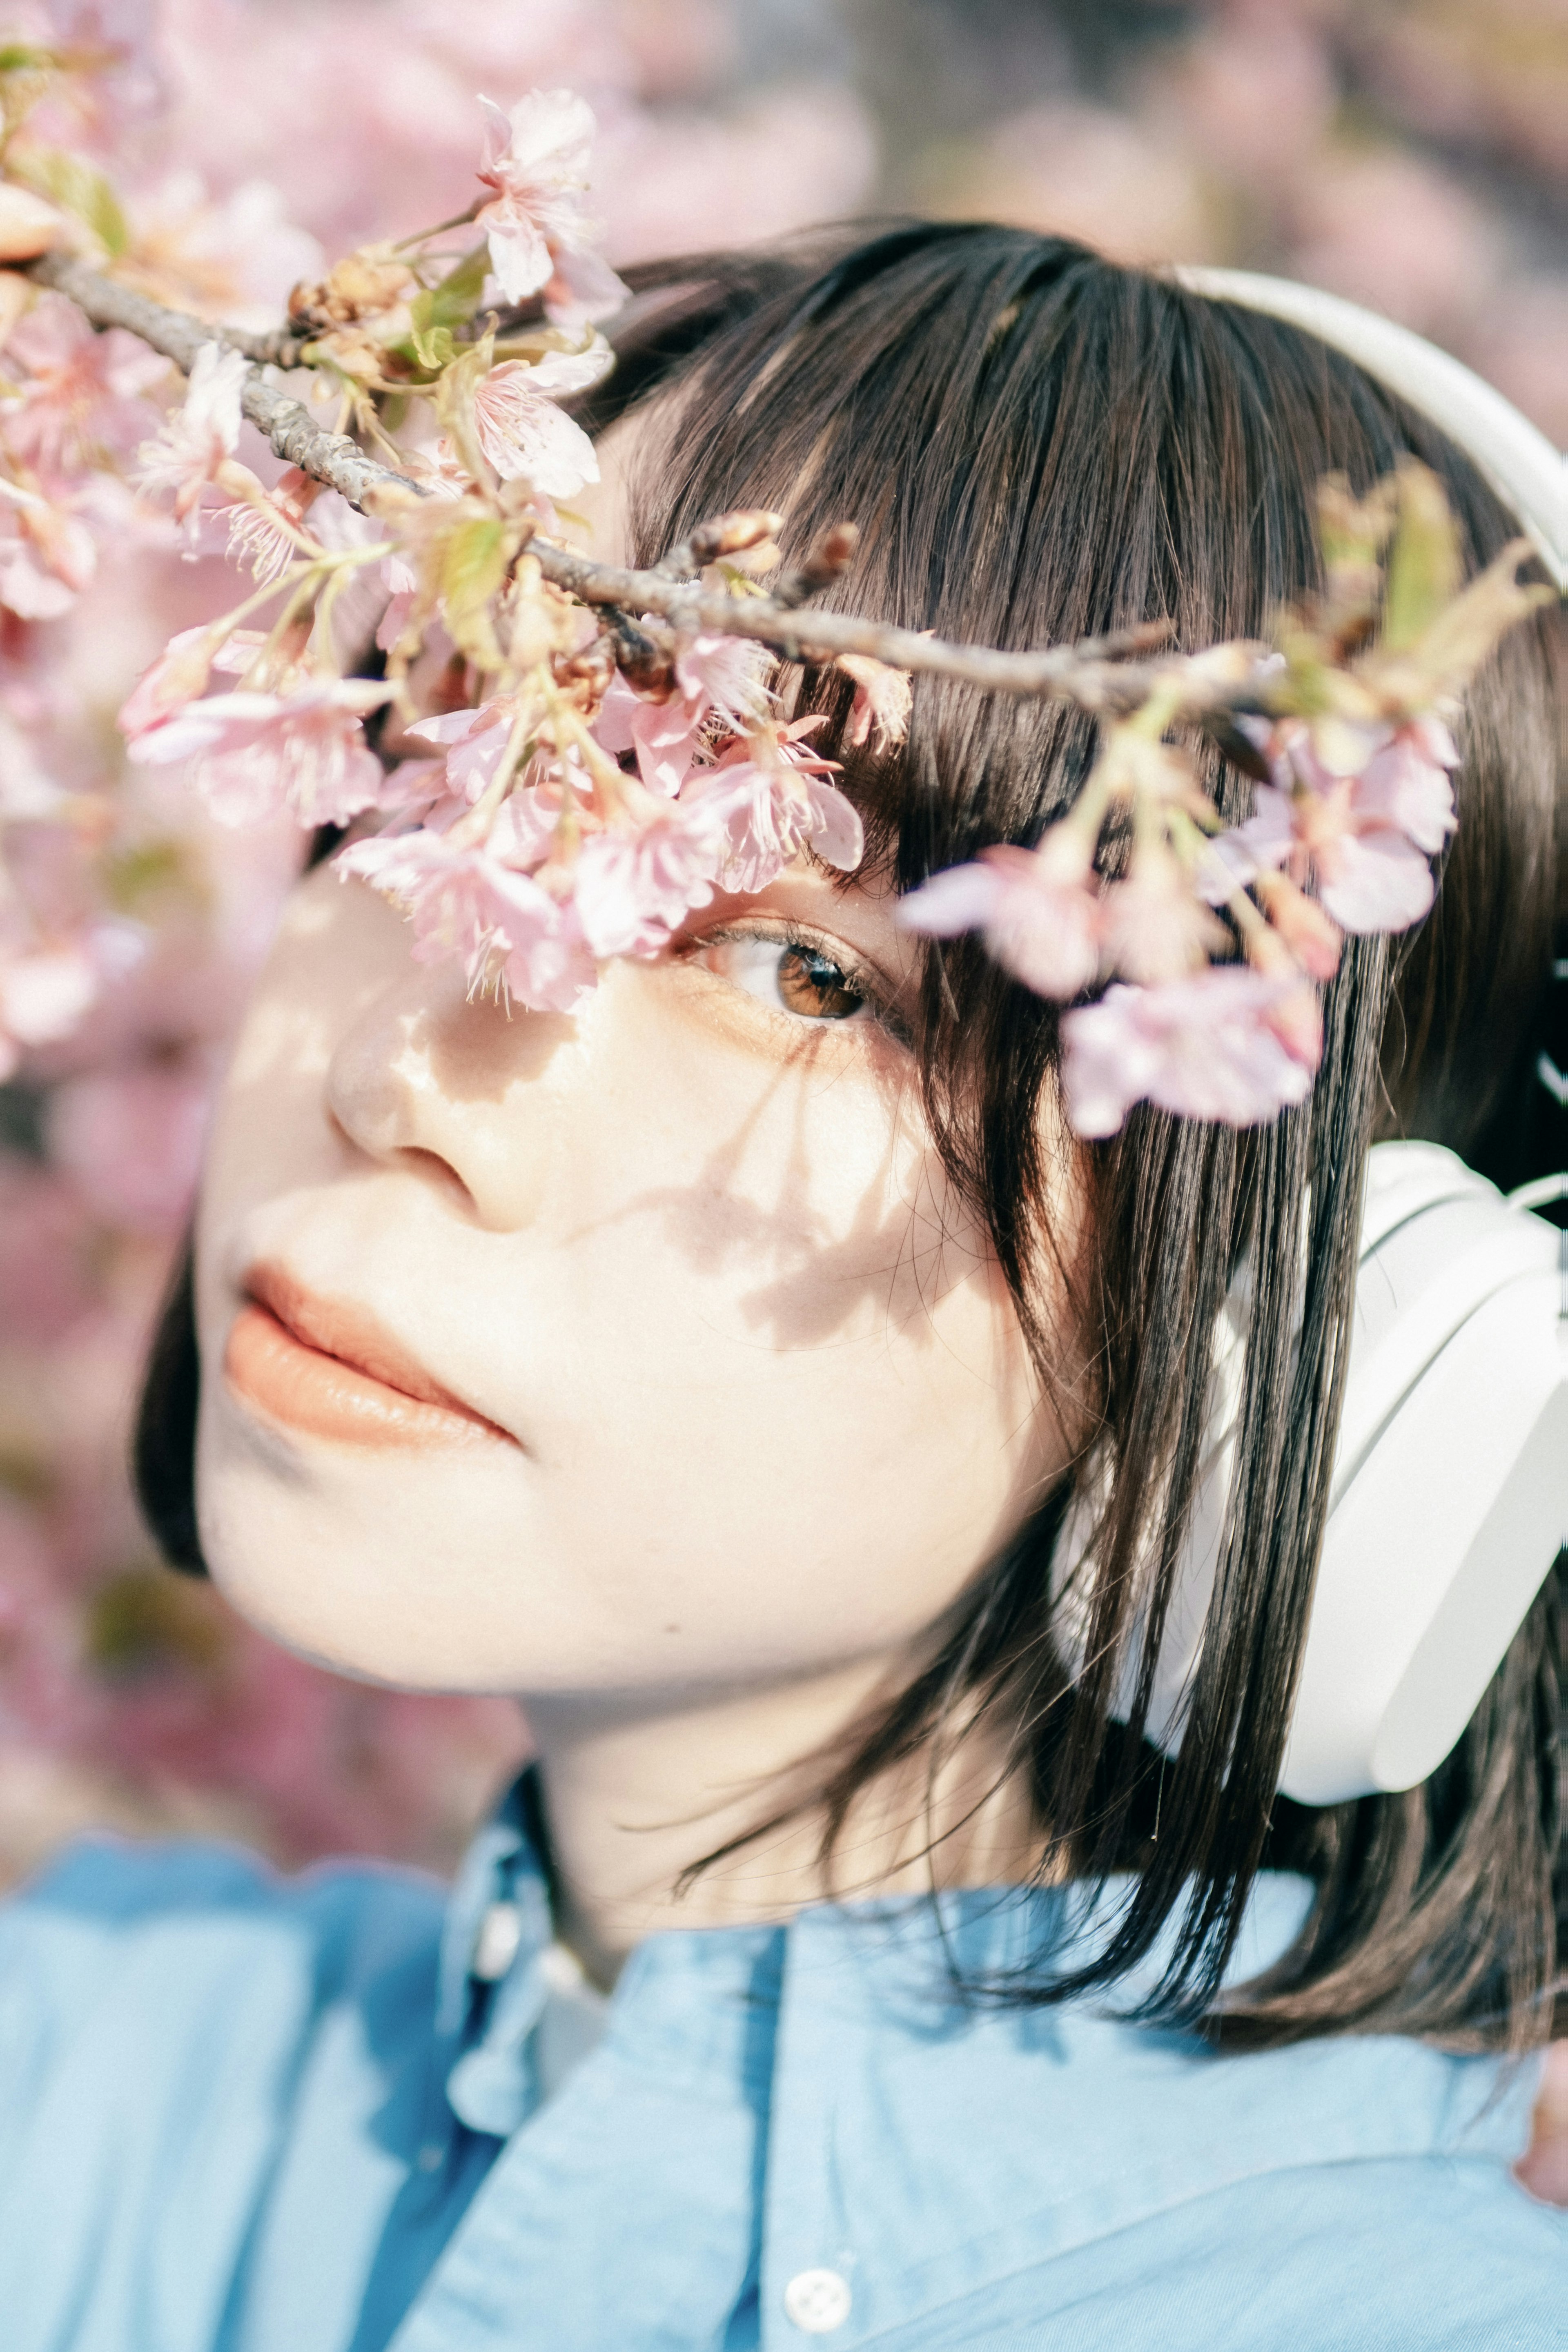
[682,919,909,1042]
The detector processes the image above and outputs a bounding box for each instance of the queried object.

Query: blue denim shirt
[0,1773,1559,2351]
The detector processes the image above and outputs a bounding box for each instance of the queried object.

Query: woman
[1,225,1562,2348]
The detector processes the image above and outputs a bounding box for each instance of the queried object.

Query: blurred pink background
[0,0,1563,1889]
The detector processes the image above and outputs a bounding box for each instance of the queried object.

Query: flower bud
[689,510,785,564]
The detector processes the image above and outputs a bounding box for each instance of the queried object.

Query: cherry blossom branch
[27,249,1218,716]
[27,253,401,506]
[16,84,1547,1143]
[526,538,1188,708]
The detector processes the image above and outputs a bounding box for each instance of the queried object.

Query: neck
[523,1666,1043,1989]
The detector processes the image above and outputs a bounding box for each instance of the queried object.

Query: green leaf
[1382,461,1461,653]
[438,514,508,664]
[408,321,455,371]
[11,145,127,255]
[424,243,490,334]
[401,247,492,376]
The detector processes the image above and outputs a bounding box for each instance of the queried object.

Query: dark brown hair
[137,223,1564,2050]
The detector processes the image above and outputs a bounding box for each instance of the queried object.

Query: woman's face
[194,427,1082,1705]
[195,854,1079,1698]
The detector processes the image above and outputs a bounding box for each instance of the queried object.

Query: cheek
[487,969,1057,1677]
[198,870,406,1254]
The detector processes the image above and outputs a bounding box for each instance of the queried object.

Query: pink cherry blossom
[337,826,595,1013]
[1212,715,1459,936]
[1097,854,1226,985]
[0,911,144,1074]
[116,622,226,739]
[126,678,392,827]
[541,240,635,336]
[408,696,524,803]
[1215,781,1439,936]
[120,170,326,334]
[472,345,610,496]
[675,634,772,732]
[0,704,62,820]
[376,586,415,655]
[899,838,1102,999]
[472,863,598,1012]
[1352,720,1460,853]
[483,777,560,868]
[2,294,169,474]
[135,339,247,532]
[592,673,700,795]
[1061,969,1317,1138]
[214,492,300,587]
[336,827,491,961]
[474,89,628,323]
[572,800,724,959]
[44,1060,212,1236]
[1253,873,1344,983]
[1318,828,1441,933]
[692,720,863,893]
[0,479,97,618]
[593,634,770,794]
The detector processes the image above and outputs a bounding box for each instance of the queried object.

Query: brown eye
[775,945,865,1021]
[698,933,874,1024]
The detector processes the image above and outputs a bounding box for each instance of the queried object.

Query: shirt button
[471,1899,523,1982]
[784,2268,853,2334]
[416,2142,444,2173]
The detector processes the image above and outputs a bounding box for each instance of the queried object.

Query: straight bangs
[573,223,1563,2047]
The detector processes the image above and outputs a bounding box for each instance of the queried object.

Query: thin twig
[29,252,405,506]
[28,251,1263,713]
[537,542,1189,707]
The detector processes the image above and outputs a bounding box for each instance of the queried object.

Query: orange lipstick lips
[225,1267,511,1450]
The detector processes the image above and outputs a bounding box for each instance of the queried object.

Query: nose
[325,943,575,1231]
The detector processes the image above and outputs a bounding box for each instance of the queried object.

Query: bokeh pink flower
[127,678,392,827]
[1062,968,1318,1138]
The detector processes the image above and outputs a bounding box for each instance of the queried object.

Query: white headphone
[1051,274,1566,1803]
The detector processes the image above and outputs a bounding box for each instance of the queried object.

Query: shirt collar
[434,1766,1326,2140]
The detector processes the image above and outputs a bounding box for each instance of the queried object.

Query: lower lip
[224,1301,508,1450]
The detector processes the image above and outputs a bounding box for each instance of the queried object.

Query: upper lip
[243,1261,503,1430]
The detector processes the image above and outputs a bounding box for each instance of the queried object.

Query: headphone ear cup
[1047,1144,1564,1804]
[1280,1145,1566,1805]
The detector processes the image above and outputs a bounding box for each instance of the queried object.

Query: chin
[194,1388,565,1695]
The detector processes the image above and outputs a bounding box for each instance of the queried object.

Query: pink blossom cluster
[0,293,172,1076]
[0,0,870,1881]
[900,704,1463,1134]
[338,650,863,1014]
[1208,715,1459,935]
